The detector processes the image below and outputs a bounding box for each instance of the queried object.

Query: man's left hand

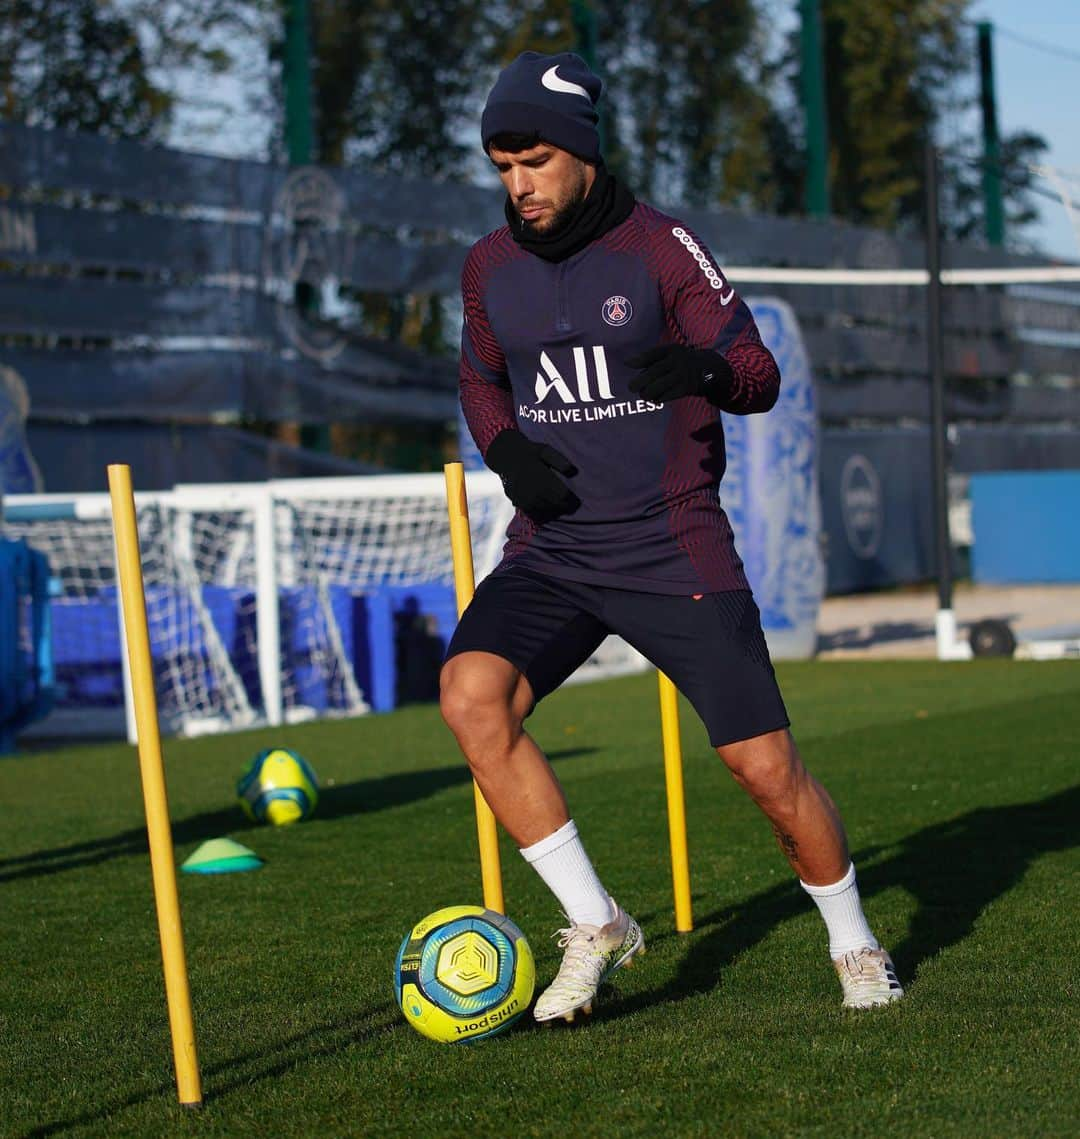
[627,345,733,403]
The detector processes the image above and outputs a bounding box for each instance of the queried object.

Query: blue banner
[723,298,824,658]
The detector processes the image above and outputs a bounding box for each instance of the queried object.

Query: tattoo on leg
[773,826,799,861]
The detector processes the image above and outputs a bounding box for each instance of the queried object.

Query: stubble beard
[518,165,589,237]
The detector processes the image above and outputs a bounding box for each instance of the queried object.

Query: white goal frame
[4,471,647,741]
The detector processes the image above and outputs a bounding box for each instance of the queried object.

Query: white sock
[800,863,879,958]
[520,819,615,928]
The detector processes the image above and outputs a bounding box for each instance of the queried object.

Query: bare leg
[716,728,849,886]
[439,650,568,847]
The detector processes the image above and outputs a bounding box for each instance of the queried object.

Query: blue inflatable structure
[1,365,51,750]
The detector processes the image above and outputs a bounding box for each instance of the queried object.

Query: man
[441,50,902,1024]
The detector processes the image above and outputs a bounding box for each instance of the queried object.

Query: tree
[811,0,972,230]
[805,0,1047,243]
[0,0,259,141]
[310,0,501,174]
[0,0,170,137]
[597,0,781,210]
[941,128,1048,244]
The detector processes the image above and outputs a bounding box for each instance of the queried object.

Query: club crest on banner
[840,453,884,559]
[263,167,353,362]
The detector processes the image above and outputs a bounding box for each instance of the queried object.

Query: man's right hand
[484,429,580,522]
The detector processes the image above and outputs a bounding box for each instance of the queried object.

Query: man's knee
[717,729,803,805]
[439,653,501,734]
[439,652,530,741]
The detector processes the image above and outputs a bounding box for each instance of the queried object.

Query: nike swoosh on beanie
[481,51,604,162]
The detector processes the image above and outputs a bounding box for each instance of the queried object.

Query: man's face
[489,142,595,235]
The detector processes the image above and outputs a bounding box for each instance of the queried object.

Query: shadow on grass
[817,619,936,652]
[14,787,1078,1134]
[606,783,1079,1015]
[816,612,1024,653]
[20,1002,401,1138]
[0,746,596,883]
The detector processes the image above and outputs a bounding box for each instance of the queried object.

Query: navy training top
[459,201,780,595]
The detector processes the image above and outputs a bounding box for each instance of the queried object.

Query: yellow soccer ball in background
[236,747,319,826]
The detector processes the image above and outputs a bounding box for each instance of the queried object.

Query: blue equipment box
[0,538,54,751]
[970,471,1080,584]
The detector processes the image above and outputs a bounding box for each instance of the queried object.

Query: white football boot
[533,900,644,1024]
[833,947,904,1009]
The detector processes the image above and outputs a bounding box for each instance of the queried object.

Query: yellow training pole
[107,465,203,1108]
[444,462,505,915]
[658,671,693,932]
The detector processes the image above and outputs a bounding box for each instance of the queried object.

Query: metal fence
[3,119,1077,432]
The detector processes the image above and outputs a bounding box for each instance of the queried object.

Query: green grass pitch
[1,661,1078,1138]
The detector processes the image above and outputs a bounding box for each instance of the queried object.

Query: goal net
[5,470,648,739]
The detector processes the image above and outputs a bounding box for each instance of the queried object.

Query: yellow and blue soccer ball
[395,905,535,1044]
[236,747,318,827]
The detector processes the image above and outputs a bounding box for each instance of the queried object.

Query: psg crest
[602,295,633,326]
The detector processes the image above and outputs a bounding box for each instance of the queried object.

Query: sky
[165,1,1080,263]
[969,0,1080,260]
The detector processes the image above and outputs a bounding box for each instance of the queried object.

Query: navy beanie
[481,51,603,162]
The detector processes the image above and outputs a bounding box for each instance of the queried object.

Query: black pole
[283,0,313,167]
[976,22,1005,246]
[925,142,953,614]
[799,0,830,218]
[571,1,606,152]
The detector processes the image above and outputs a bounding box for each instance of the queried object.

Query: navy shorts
[445,566,790,748]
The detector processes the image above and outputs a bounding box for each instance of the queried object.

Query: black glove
[485,429,580,522]
[627,345,734,404]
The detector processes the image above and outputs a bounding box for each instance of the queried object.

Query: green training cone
[181,837,263,875]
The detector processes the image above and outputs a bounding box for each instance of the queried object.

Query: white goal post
[4,471,647,741]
